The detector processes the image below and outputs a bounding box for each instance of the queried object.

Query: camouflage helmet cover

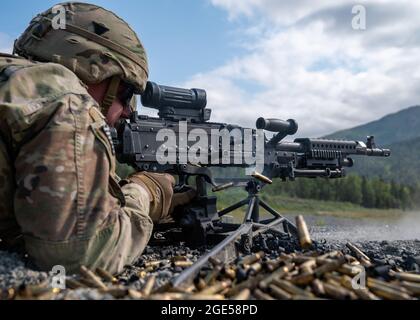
[14,2,149,94]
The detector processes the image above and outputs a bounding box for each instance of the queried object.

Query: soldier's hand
[127,172,175,223]
[127,173,197,224]
[169,187,197,215]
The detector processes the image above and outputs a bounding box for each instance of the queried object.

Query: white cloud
[184,1,420,137]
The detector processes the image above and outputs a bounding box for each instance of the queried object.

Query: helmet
[14,2,149,112]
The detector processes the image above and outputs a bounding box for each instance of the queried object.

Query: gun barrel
[357,148,391,157]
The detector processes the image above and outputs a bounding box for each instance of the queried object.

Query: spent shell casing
[226,274,265,297]
[389,270,420,283]
[296,215,312,250]
[247,262,263,276]
[95,268,118,284]
[200,280,232,295]
[173,260,193,268]
[346,242,372,265]
[194,277,207,291]
[208,256,222,267]
[367,278,413,300]
[1,288,16,300]
[141,275,156,296]
[253,289,275,300]
[312,279,325,296]
[338,275,380,300]
[258,263,294,290]
[241,251,265,266]
[251,171,273,184]
[314,256,346,278]
[66,278,87,289]
[148,293,185,300]
[232,289,251,300]
[79,278,101,288]
[323,281,355,300]
[337,264,364,277]
[268,284,292,300]
[128,289,143,299]
[299,259,317,271]
[186,294,225,301]
[318,251,341,260]
[100,287,129,299]
[292,272,315,286]
[221,266,236,280]
[80,266,107,290]
[400,281,420,296]
[171,256,188,262]
[272,279,314,298]
[204,265,222,285]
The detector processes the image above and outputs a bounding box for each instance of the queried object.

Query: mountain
[325,105,420,145]
[325,106,420,185]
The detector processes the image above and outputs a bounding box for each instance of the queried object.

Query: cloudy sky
[1,0,420,136]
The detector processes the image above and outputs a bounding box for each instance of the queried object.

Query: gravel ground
[1,213,419,299]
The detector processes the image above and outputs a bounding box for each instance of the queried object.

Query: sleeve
[12,88,153,275]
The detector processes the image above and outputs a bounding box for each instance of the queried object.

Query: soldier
[0,2,195,274]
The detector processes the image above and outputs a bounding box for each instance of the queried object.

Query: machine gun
[111,82,390,284]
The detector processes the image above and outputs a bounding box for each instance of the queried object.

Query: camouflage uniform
[0,3,155,275]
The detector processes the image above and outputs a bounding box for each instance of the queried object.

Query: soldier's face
[87,80,133,127]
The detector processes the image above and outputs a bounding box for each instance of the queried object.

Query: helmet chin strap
[101,76,121,117]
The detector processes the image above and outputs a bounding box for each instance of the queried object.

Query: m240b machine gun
[111,82,390,285]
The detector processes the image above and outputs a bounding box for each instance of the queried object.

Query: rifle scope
[141,81,207,110]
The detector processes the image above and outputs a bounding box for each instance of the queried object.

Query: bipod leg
[171,223,253,288]
[259,199,298,236]
[218,198,249,218]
